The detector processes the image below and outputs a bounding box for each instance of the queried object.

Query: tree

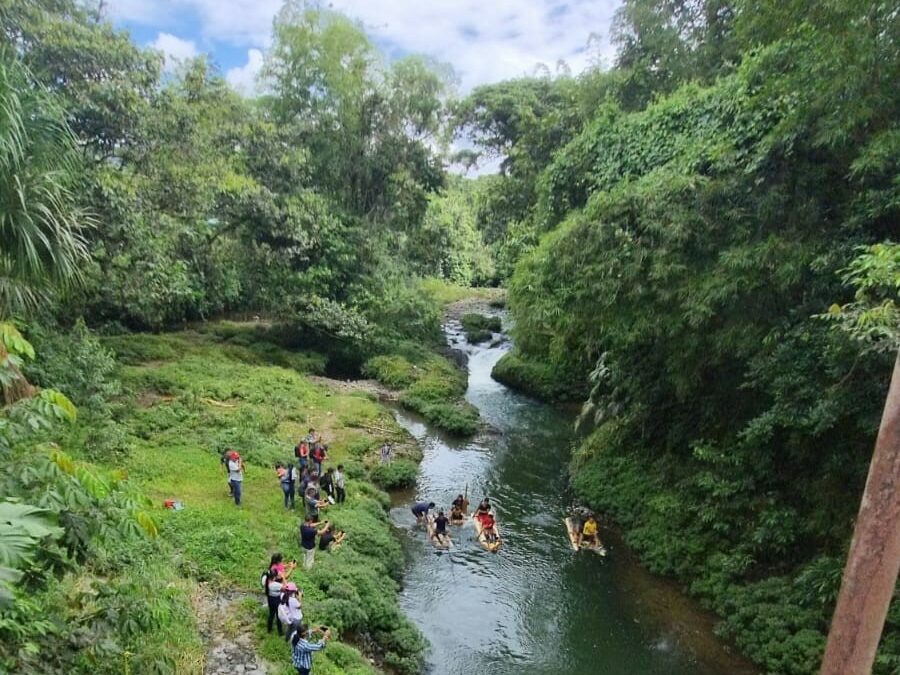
[264,2,448,229]
[612,0,739,109]
[0,47,89,318]
[1,0,161,159]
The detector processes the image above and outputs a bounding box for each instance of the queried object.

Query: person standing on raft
[433,510,450,544]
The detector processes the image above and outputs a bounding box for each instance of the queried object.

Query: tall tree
[264,1,448,230]
[1,0,161,160]
[612,0,738,109]
[0,47,89,318]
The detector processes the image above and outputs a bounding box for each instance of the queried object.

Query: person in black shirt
[450,494,468,523]
[319,468,335,501]
[299,517,329,570]
[318,523,346,551]
[434,510,449,536]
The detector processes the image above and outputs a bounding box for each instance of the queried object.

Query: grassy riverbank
[492,358,899,675]
[361,280,506,436]
[491,349,588,403]
[88,327,426,674]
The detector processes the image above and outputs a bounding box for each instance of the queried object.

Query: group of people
[410,494,499,545]
[282,428,347,515]
[218,429,348,517]
[258,430,351,673]
[262,553,332,675]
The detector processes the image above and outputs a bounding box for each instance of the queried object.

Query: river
[390,314,758,675]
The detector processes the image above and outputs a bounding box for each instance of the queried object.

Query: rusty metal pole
[820,351,900,675]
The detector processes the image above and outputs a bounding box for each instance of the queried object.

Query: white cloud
[109,0,621,91]
[150,32,199,70]
[226,49,265,95]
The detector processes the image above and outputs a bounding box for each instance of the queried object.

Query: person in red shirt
[479,512,498,543]
[295,441,309,471]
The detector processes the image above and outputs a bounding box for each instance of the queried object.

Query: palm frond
[0,46,91,318]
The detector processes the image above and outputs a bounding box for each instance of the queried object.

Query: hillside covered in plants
[459,2,899,674]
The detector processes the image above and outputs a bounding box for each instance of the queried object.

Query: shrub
[364,348,481,436]
[460,313,501,344]
[362,355,418,389]
[370,459,418,489]
[492,349,588,402]
[101,333,179,364]
[400,397,480,436]
[26,318,121,411]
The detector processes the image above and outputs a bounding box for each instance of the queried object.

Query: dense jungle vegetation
[1,0,898,674]
[464,2,898,674]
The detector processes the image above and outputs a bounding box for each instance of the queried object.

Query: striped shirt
[291,638,325,670]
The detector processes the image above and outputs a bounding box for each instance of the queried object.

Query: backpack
[294,443,306,458]
[283,465,295,483]
[261,569,271,591]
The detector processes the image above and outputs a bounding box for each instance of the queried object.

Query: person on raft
[477,511,499,543]
[474,498,491,518]
[450,502,465,523]
[570,506,590,547]
[451,494,468,515]
[433,510,450,542]
[582,514,600,547]
[411,501,435,524]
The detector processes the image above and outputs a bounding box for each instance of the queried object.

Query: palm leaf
[0,46,92,318]
[0,500,62,567]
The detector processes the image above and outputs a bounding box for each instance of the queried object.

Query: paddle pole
[820,352,900,675]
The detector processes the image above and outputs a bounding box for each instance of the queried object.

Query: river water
[390,319,757,675]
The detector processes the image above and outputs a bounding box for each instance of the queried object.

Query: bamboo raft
[426,515,453,549]
[564,517,607,556]
[473,513,501,553]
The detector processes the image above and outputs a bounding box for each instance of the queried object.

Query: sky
[106,0,623,95]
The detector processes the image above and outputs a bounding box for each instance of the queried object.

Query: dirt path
[193,585,271,675]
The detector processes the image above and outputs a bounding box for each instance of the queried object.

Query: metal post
[820,352,900,675]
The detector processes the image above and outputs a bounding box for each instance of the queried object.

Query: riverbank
[96,326,428,674]
[482,344,898,675]
[390,320,759,675]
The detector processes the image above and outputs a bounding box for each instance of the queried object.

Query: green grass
[96,327,425,674]
[419,278,504,306]
[363,348,480,436]
[491,349,589,403]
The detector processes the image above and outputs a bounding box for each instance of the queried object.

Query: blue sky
[106,0,622,94]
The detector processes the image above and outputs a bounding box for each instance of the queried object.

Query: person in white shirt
[264,570,284,635]
[334,464,346,504]
[226,451,244,506]
[278,583,303,641]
